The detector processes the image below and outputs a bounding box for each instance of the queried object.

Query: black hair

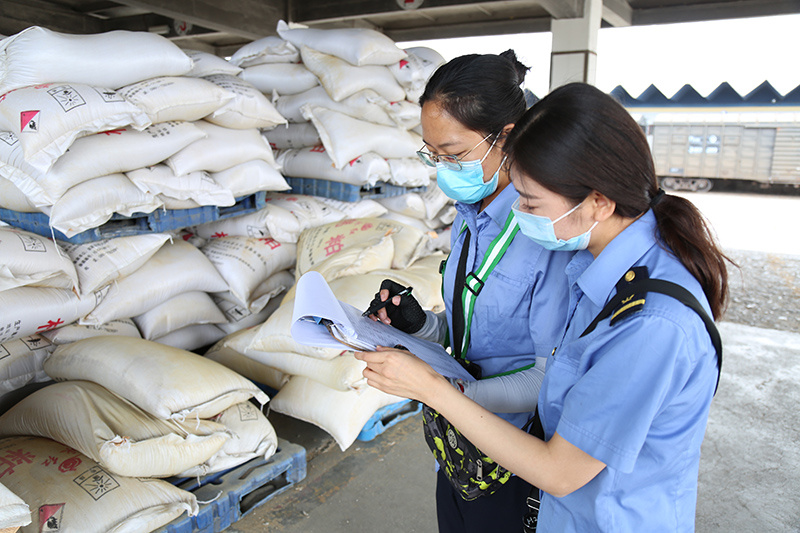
[504,83,732,319]
[419,50,530,136]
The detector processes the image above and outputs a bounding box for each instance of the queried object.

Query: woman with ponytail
[358,82,729,531]
[364,51,574,532]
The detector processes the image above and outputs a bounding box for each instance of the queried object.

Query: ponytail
[505,83,733,319]
[651,195,731,319]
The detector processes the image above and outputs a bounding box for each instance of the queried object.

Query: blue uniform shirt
[537,210,719,532]
[444,185,573,428]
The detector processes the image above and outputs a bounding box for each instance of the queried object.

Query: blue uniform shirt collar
[454,184,518,231]
[577,209,659,308]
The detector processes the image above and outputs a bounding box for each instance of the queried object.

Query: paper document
[291,271,475,381]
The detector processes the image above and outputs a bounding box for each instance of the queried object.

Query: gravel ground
[723,249,800,333]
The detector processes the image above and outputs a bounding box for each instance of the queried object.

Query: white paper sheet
[291,271,475,381]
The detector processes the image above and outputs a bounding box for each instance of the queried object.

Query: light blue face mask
[511,198,598,251]
[435,135,503,204]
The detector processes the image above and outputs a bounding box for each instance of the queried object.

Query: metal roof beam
[602,0,632,27]
[633,0,800,26]
[111,0,283,40]
[0,0,106,36]
[536,0,582,19]
[388,16,552,41]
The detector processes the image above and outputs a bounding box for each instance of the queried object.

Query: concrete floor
[228,321,800,532]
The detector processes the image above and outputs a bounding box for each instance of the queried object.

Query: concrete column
[549,0,602,91]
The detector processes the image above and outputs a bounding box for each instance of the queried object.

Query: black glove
[367,279,426,334]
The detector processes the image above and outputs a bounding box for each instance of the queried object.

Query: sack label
[20,110,40,132]
[16,232,46,252]
[39,503,65,532]
[73,465,120,500]
[47,85,86,112]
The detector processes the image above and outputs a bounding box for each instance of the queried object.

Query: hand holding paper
[290,271,475,381]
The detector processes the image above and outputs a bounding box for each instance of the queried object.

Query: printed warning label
[0,131,18,146]
[47,86,86,112]
[20,110,40,132]
[73,465,120,500]
[238,401,260,421]
[93,87,125,103]
[39,503,65,532]
[16,232,46,252]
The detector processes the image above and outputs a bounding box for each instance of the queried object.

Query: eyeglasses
[416,132,495,171]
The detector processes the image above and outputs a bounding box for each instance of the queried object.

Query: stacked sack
[0,336,277,532]
[205,215,446,451]
[0,26,290,239]
[230,20,443,190]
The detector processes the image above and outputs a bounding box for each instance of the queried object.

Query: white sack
[119,76,233,124]
[0,175,38,212]
[193,206,277,240]
[35,121,206,201]
[126,165,235,207]
[317,197,388,219]
[380,209,432,233]
[247,299,345,360]
[388,46,445,88]
[82,240,228,326]
[165,121,276,175]
[377,192,427,220]
[213,270,294,314]
[275,86,394,126]
[183,49,243,77]
[0,381,230,478]
[302,106,419,169]
[420,181,451,220]
[0,334,54,396]
[296,217,429,273]
[204,338,290,391]
[386,99,422,130]
[300,47,405,103]
[0,131,53,206]
[238,63,319,96]
[179,401,278,477]
[214,290,282,335]
[0,26,192,94]
[263,123,320,149]
[225,327,367,392]
[277,147,389,186]
[202,74,287,130]
[0,482,30,529]
[134,291,227,340]
[0,226,77,292]
[229,36,299,67]
[48,173,163,238]
[44,336,268,420]
[0,435,197,532]
[0,287,99,343]
[262,193,347,242]
[201,236,296,305]
[154,324,226,352]
[209,160,289,198]
[0,84,150,173]
[41,319,141,344]
[62,233,170,296]
[277,20,406,66]
[270,376,403,450]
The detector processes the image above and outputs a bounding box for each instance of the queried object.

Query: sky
[398,13,800,100]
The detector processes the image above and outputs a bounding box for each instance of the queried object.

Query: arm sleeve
[453,357,547,413]
[412,310,448,345]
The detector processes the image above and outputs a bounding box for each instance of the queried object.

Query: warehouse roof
[615,81,800,107]
[1,0,797,57]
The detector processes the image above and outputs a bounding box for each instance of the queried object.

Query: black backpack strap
[581,266,722,394]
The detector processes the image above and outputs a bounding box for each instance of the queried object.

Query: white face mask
[511,198,598,251]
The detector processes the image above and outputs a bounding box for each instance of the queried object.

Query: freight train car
[613,82,800,193]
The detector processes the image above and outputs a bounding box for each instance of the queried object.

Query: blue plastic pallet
[156,438,306,533]
[0,192,267,244]
[357,399,422,442]
[284,176,427,202]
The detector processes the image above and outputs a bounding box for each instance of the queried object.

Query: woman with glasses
[365,51,573,532]
[359,83,729,531]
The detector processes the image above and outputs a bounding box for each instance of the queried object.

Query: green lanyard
[445,211,519,361]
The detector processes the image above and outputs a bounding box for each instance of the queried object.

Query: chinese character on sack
[324,235,345,256]
[0,449,35,478]
[258,238,281,249]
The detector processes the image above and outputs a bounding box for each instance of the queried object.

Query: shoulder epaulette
[609,266,650,326]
